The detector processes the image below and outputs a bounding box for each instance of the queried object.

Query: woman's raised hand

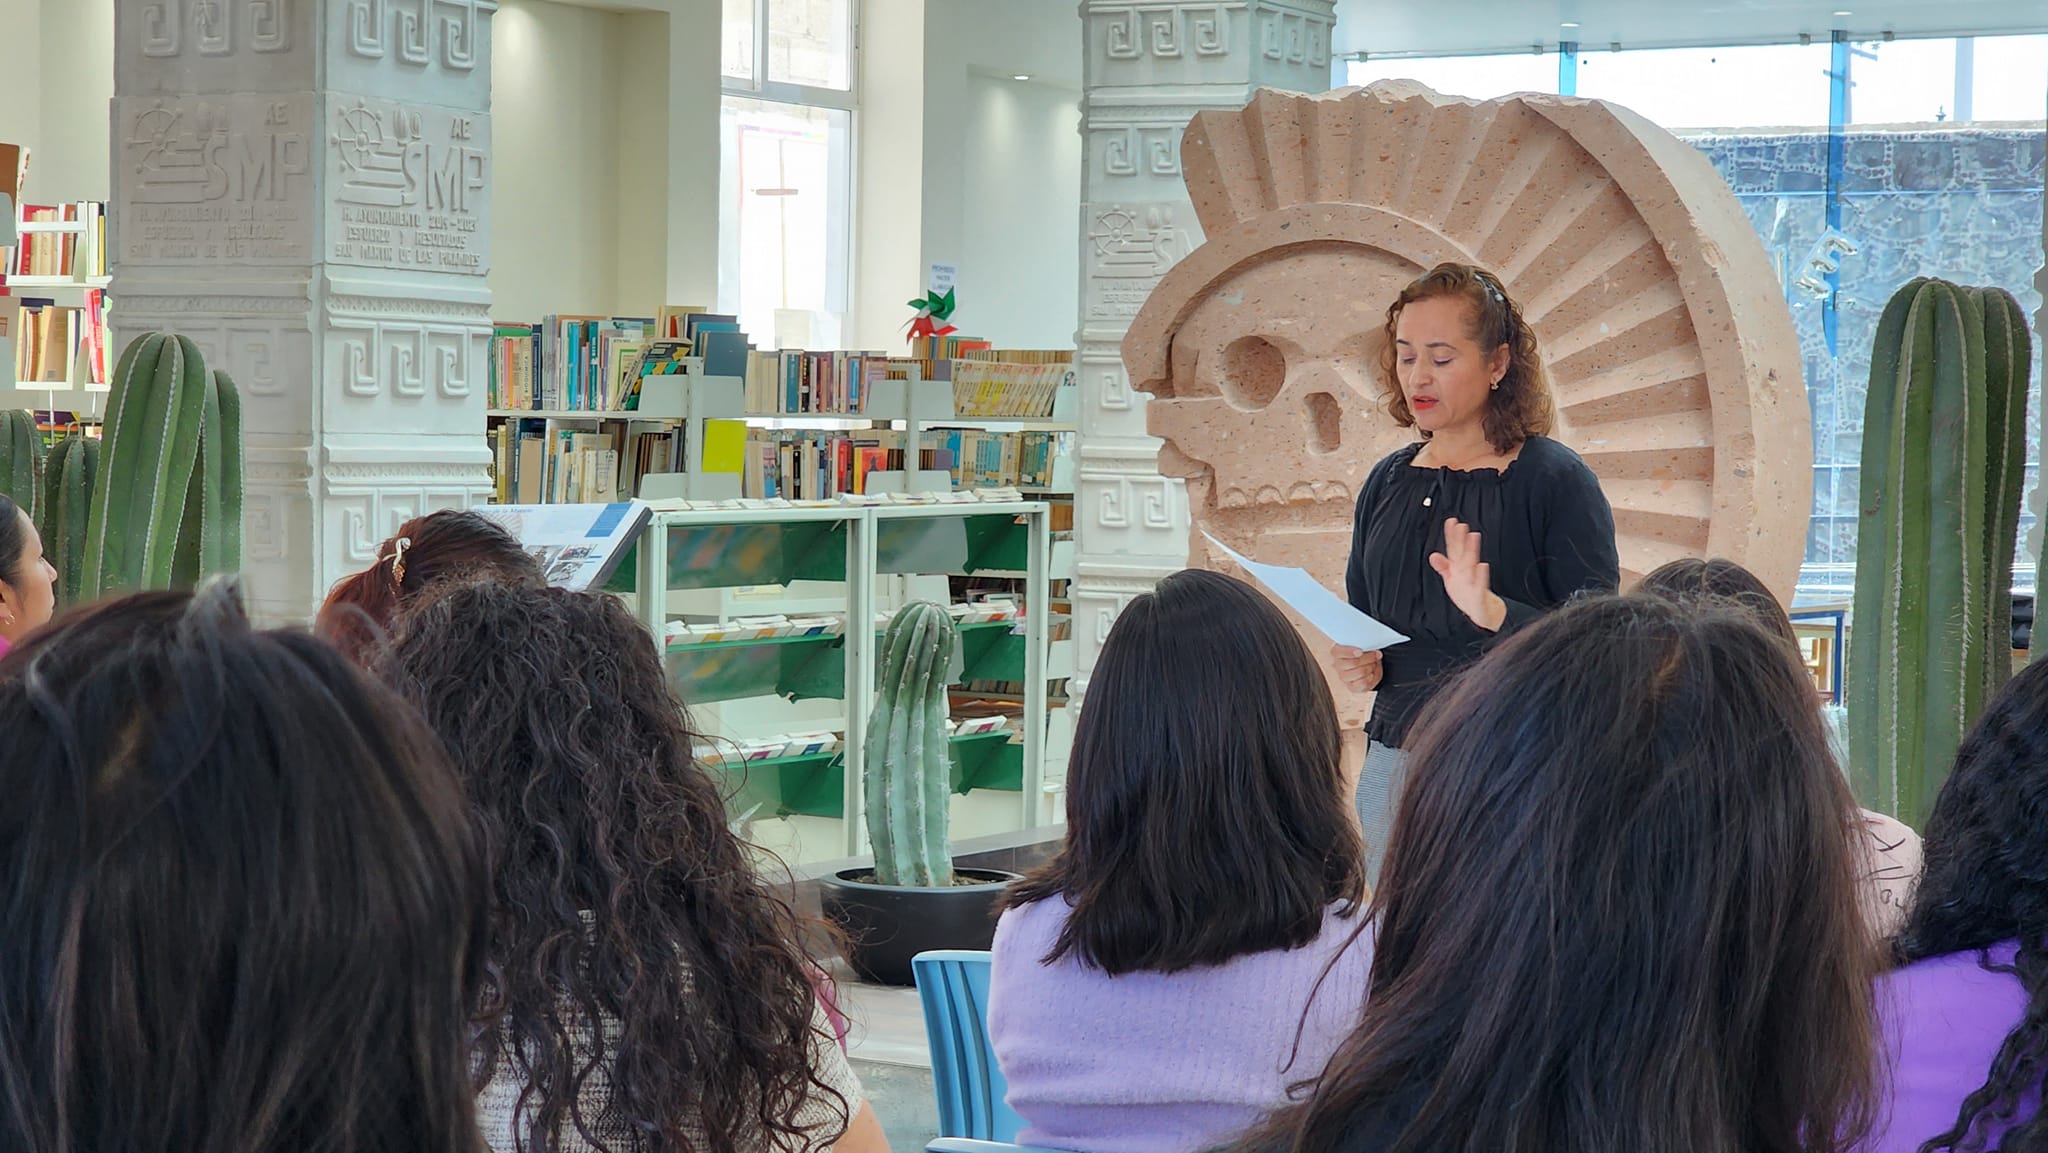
[1430,518,1508,633]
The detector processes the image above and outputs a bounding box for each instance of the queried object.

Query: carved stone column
[1071,0,1336,696]
[1064,0,1335,700]
[112,0,495,619]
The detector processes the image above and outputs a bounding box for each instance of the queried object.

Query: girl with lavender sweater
[987,570,1372,1153]
[1861,659,2048,1153]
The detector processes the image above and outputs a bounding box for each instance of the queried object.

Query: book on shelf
[490,309,757,413]
[491,415,754,504]
[739,427,1071,499]
[11,290,106,385]
[7,201,106,280]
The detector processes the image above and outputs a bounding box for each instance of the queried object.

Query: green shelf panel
[715,753,846,820]
[667,634,847,705]
[715,730,1023,823]
[957,626,1028,682]
[616,521,851,594]
[876,514,1033,575]
[950,730,1025,793]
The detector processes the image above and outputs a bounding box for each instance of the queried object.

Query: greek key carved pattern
[1098,4,1232,60]
[137,0,294,57]
[346,0,491,71]
[329,319,480,399]
[143,0,183,56]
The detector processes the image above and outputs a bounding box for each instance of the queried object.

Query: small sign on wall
[928,262,957,293]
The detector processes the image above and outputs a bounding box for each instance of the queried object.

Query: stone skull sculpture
[1123,82,1813,725]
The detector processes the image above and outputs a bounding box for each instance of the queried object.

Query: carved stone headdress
[1124,82,1812,604]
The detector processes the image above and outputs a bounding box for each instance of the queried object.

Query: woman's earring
[1490,380,1502,391]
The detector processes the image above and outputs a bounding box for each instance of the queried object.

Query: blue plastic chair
[911,950,1026,1142]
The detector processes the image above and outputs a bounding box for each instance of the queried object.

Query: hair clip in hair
[389,537,412,586]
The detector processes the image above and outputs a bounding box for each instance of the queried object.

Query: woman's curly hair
[317,509,545,666]
[1895,657,2048,1153]
[379,582,849,1153]
[1375,261,1555,455]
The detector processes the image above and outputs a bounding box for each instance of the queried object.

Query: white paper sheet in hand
[1203,533,1409,650]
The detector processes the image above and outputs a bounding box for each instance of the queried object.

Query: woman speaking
[1338,263,1619,884]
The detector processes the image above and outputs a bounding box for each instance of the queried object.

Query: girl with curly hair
[317,508,545,665]
[380,582,886,1153]
[1865,658,2048,1153]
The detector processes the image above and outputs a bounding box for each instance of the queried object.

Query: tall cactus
[1848,279,2029,826]
[42,432,98,609]
[0,410,45,526]
[82,334,245,596]
[865,601,958,887]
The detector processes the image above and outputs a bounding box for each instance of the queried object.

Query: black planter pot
[818,867,1020,986]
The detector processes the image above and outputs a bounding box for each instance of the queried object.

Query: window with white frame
[719,0,857,351]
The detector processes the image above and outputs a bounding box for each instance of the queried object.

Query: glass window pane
[767,0,852,91]
[1970,34,2048,122]
[1846,37,1957,124]
[1578,43,1833,131]
[722,0,755,81]
[1345,52,1556,100]
[717,97,852,350]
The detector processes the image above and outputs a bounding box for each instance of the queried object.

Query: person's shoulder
[1883,942,2028,1008]
[1362,442,1423,492]
[992,893,1070,960]
[1516,434,1591,472]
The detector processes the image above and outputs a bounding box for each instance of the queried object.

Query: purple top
[1865,941,2038,1153]
[988,898,1373,1153]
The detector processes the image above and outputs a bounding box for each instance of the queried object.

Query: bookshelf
[485,313,1081,506]
[626,497,1063,865]
[2,200,111,421]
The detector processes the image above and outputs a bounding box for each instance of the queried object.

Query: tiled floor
[833,969,942,1148]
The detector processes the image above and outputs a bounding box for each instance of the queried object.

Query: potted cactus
[818,601,1019,985]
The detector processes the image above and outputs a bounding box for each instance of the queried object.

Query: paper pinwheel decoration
[905,287,958,342]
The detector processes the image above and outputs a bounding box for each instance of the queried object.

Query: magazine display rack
[629,498,1059,861]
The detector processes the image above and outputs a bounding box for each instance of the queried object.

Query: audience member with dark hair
[0,492,57,655]
[1865,658,2048,1153]
[0,581,488,1153]
[1232,593,1879,1153]
[381,582,885,1153]
[1637,556,1923,933]
[990,568,1371,1153]
[317,508,544,664]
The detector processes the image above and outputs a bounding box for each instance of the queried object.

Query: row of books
[741,349,891,415]
[487,310,1074,422]
[489,310,756,412]
[489,317,650,412]
[8,201,105,280]
[490,424,624,505]
[739,428,1071,500]
[10,291,108,385]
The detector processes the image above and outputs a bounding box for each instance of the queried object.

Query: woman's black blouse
[1345,435,1619,748]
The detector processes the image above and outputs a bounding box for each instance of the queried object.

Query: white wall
[0,0,113,205]
[490,0,624,320]
[959,73,1082,347]
[851,0,926,348]
[906,0,1082,349]
[34,0,112,203]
